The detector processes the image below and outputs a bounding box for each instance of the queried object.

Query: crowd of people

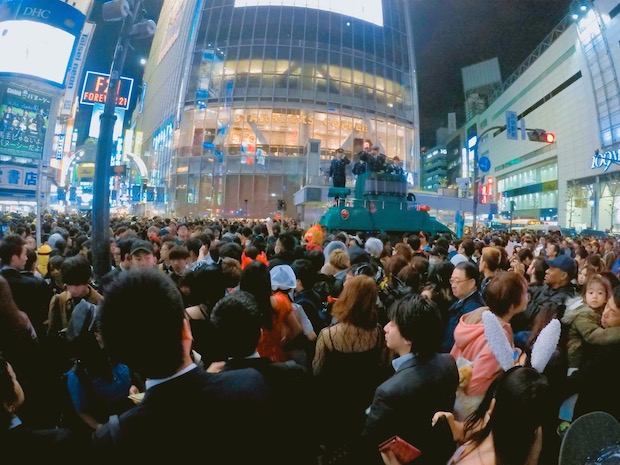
[0,212,619,464]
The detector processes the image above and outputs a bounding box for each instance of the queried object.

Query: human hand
[129,385,140,395]
[206,361,225,373]
[380,449,402,465]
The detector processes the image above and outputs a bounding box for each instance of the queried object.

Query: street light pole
[92,0,145,283]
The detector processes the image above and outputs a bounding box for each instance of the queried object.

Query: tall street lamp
[91,0,156,283]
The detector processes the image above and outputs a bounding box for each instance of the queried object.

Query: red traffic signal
[527,129,555,143]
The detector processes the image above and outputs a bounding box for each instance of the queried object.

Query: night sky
[78,0,574,148]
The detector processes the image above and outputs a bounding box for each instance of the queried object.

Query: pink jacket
[450,307,516,396]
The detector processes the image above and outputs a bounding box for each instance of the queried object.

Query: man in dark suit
[92,269,272,464]
[211,291,317,465]
[362,294,459,465]
[329,147,350,188]
[0,234,52,342]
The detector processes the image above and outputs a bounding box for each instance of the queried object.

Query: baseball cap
[130,239,154,256]
[547,254,576,276]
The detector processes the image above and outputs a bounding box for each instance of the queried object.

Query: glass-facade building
[136,0,420,218]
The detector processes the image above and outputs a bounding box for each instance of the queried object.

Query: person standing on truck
[329,148,350,188]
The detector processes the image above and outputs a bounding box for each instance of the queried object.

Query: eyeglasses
[449,277,472,284]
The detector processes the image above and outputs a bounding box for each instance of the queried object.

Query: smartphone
[378,436,421,464]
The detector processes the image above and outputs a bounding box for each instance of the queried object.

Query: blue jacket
[441,291,486,353]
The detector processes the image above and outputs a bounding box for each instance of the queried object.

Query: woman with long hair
[433,367,550,465]
[240,261,302,362]
[313,274,390,448]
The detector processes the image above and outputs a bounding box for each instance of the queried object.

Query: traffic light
[277,199,286,211]
[527,129,555,143]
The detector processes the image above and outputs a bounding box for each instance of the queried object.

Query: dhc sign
[592,150,620,171]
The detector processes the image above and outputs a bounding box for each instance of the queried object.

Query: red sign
[369,202,376,214]
[341,209,349,220]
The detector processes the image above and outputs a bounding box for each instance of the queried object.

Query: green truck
[319,171,453,241]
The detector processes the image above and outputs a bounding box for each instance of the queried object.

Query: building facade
[464,0,620,232]
[133,0,420,218]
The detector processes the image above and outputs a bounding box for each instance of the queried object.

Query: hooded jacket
[450,307,516,396]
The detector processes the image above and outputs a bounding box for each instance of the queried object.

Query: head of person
[210,291,261,359]
[0,355,25,429]
[484,271,529,318]
[479,247,502,274]
[585,253,605,273]
[239,260,275,330]
[0,234,27,270]
[274,232,295,255]
[291,259,316,292]
[131,239,156,269]
[545,241,560,260]
[99,269,188,379]
[332,274,378,329]
[364,237,383,259]
[116,237,136,267]
[61,254,92,299]
[450,261,479,300]
[47,254,65,279]
[428,245,448,266]
[464,367,550,465]
[459,239,475,258]
[527,256,548,285]
[159,240,176,264]
[602,285,620,329]
[384,293,442,359]
[169,245,190,275]
[544,255,576,289]
[334,147,345,159]
[583,274,612,311]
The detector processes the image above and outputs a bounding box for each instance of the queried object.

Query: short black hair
[277,232,296,252]
[0,234,25,265]
[169,245,190,261]
[185,237,202,257]
[219,242,243,262]
[100,269,185,378]
[61,254,92,285]
[210,291,261,358]
[116,237,136,261]
[388,293,442,358]
[455,261,479,282]
[291,259,316,290]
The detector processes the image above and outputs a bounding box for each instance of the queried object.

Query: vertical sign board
[0,84,52,160]
[61,21,96,115]
[505,111,518,140]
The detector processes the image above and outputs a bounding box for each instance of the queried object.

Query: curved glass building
[136,0,420,218]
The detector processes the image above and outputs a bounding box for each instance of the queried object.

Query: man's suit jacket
[92,365,272,464]
[1,267,52,337]
[362,353,459,465]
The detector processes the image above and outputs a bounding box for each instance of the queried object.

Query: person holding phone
[362,294,459,465]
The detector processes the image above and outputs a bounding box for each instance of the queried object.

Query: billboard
[88,103,125,140]
[80,70,134,110]
[0,83,51,159]
[234,0,383,26]
[0,0,86,86]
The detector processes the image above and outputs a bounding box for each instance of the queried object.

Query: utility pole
[91,0,155,283]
